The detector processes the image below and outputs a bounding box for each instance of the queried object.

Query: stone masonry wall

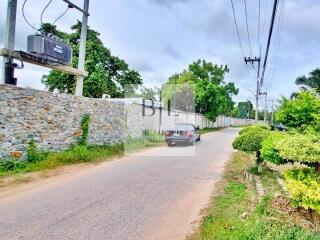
[0,84,126,159]
[0,84,256,160]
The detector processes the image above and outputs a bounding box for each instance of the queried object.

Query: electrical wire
[230,0,246,60]
[53,7,70,25]
[260,0,279,88]
[243,0,253,57]
[266,0,286,92]
[40,0,54,26]
[265,0,285,92]
[22,0,38,31]
[230,0,255,86]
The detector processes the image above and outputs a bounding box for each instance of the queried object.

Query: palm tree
[295,68,320,94]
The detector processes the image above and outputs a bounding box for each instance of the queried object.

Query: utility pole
[1,0,17,85]
[75,0,89,96]
[247,97,250,119]
[260,92,268,123]
[270,99,274,124]
[244,57,261,122]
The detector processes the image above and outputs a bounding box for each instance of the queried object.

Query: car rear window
[172,125,194,131]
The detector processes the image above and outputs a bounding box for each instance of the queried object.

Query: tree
[275,91,320,131]
[137,86,159,101]
[295,68,320,94]
[40,22,142,98]
[161,60,239,121]
[232,101,253,118]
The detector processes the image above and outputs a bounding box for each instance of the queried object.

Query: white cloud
[1,0,320,104]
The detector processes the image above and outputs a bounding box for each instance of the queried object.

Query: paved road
[0,128,239,240]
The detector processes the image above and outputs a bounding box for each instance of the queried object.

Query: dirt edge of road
[145,152,235,240]
[185,152,238,240]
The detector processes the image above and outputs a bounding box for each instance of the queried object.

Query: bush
[239,125,269,135]
[277,134,320,166]
[284,168,320,213]
[26,139,48,163]
[261,132,288,165]
[262,132,320,167]
[233,128,271,152]
[276,91,320,131]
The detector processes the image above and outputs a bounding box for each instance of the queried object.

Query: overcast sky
[1,0,320,104]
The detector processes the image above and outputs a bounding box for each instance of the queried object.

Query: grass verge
[200,127,225,135]
[189,151,320,240]
[0,134,164,178]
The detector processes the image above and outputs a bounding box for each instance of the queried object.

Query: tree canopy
[231,101,253,118]
[40,22,142,98]
[161,60,238,121]
[295,68,320,94]
[275,91,320,131]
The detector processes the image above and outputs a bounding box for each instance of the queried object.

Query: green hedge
[261,132,288,165]
[262,132,320,213]
[233,127,271,152]
[239,125,269,135]
[261,133,320,167]
[284,168,320,213]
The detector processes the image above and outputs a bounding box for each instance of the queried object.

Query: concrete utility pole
[270,99,274,124]
[75,0,89,96]
[1,0,17,85]
[261,92,268,123]
[244,57,261,122]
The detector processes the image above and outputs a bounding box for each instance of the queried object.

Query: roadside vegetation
[0,115,164,177]
[194,83,320,239]
[199,127,224,134]
[191,151,320,240]
[0,120,224,178]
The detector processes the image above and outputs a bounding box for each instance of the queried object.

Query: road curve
[0,128,239,240]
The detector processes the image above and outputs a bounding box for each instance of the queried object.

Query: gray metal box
[27,34,72,65]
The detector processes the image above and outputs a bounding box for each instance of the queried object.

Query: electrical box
[27,34,72,65]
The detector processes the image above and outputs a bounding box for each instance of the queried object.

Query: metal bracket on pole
[62,0,90,16]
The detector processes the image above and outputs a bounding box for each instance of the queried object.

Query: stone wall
[0,84,256,159]
[0,84,126,159]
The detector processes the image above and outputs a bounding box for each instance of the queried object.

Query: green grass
[196,151,320,240]
[0,134,165,177]
[200,127,224,134]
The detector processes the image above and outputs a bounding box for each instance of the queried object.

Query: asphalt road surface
[0,128,239,240]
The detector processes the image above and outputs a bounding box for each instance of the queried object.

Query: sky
[1,0,320,106]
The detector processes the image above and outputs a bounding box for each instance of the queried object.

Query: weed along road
[0,128,239,240]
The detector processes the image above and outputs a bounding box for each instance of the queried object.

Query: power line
[40,0,53,26]
[243,0,253,57]
[230,0,255,85]
[260,0,279,88]
[230,0,246,59]
[267,0,286,92]
[53,7,70,25]
[22,0,38,31]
